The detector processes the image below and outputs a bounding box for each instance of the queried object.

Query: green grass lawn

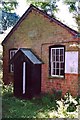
[2,84,79,119]
[2,92,59,118]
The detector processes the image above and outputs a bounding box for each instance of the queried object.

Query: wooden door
[32,65,41,96]
[14,60,41,99]
[14,60,23,97]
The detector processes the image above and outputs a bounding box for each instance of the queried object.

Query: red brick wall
[41,42,78,96]
[2,9,79,96]
[3,46,14,84]
[41,66,78,96]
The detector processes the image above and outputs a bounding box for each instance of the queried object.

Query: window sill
[48,76,64,79]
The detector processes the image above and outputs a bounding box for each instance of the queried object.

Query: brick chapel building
[2,5,80,98]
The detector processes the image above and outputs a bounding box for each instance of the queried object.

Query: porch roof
[20,48,42,64]
[11,48,43,64]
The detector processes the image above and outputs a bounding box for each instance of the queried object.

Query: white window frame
[10,49,17,72]
[10,64,14,73]
[51,47,64,77]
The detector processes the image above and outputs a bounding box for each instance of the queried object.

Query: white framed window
[10,49,17,72]
[10,50,17,59]
[50,47,65,77]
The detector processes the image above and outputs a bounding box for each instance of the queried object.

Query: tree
[26,0,59,17]
[0,0,18,12]
[0,0,19,33]
[63,0,80,32]
[1,11,19,31]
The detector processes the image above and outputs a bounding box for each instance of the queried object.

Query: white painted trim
[10,50,17,72]
[23,62,26,94]
[10,64,14,73]
[51,47,64,77]
[65,51,78,74]
[10,50,17,59]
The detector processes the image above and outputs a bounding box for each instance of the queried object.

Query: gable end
[2,4,79,46]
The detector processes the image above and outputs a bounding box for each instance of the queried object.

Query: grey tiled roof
[20,48,42,64]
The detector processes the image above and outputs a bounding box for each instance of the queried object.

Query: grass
[2,84,79,119]
[2,92,59,118]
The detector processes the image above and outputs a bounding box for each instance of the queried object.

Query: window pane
[52,49,55,55]
[56,55,59,61]
[60,69,64,75]
[10,52,14,59]
[60,55,63,61]
[60,49,64,55]
[56,63,59,68]
[52,69,55,75]
[10,50,17,72]
[56,69,59,75]
[53,62,55,68]
[10,50,17,59]
[56,49,59,55]
[52,55,55,61]
[60,63,64,69]
[10,64,14,72]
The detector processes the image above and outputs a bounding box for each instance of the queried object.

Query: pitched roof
[2,4,79,45]
[11,48,42,64]
[20,48,42,64]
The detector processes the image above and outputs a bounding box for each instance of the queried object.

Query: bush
[41,93,59,111]
[52,89,62,100]
[67,102,77,112]
[2,82,13,95]
[75,95,80,105]
[63,92,78,112]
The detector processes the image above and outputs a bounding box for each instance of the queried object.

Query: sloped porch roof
[10,48,43,64]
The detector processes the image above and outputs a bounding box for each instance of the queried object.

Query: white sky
[15,0,29,16]
[55,0,77,30]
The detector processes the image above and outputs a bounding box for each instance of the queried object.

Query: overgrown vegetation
[2,83,79,118]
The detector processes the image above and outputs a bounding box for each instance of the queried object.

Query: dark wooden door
[26,62,32,98]
[25,62,41,98]
[14,60,23,97]
[31,65,41,96]
[14,60,41,99]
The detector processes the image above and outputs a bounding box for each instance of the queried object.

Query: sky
[15,0,78,31]
[15,0,29,16]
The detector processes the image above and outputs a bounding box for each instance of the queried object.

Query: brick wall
[41,42,78,96]
[41,69,78,96]
[3,9,79,96]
